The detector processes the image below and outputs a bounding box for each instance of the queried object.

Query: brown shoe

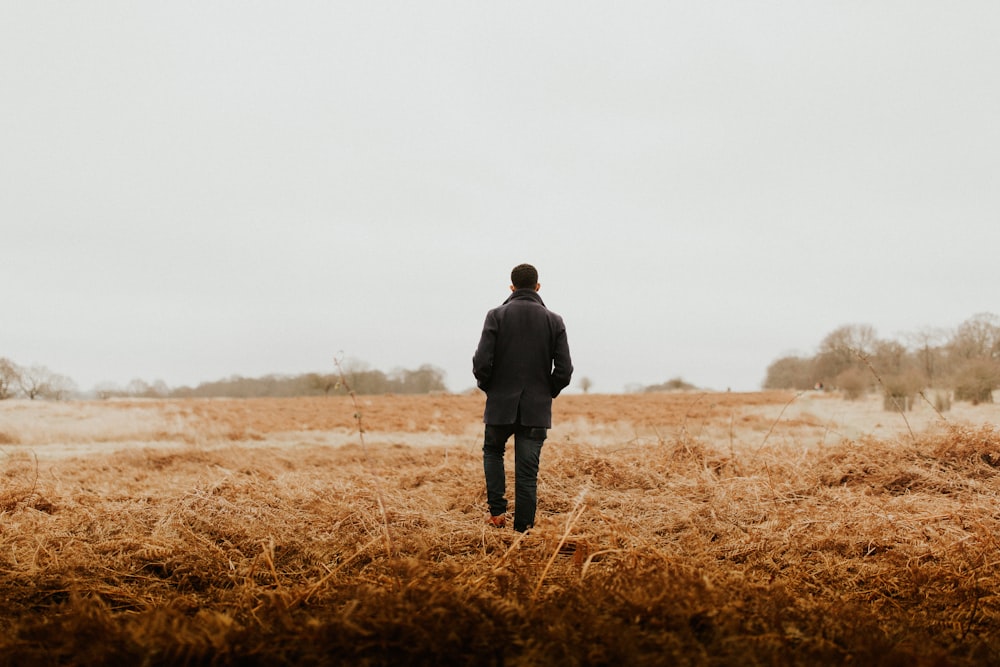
[487,514,506,528]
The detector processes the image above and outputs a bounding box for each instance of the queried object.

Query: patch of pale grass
[0,399,195,447]
[758,391,998,443]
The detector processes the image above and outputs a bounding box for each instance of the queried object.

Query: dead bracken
[0,392,998,665]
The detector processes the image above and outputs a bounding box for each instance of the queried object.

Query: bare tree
[947,313,1000,403]
[813,324,877,383]
[0,357,21,399]
[905,327,949,387]
[18,365,75,400]
[949,313,1000,362]
[93,381,124,400]
[871,339,911,377]
[579,377,593,394]
[48,373,77,400]
[18,365,48,400]
[126,378,151,397]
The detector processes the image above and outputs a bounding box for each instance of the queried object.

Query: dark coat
[472,288,573,427]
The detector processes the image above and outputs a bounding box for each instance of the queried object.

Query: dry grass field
[2,390,1000,665]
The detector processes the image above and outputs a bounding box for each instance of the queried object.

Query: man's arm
[549,321,573,398]
[472,311,498,391]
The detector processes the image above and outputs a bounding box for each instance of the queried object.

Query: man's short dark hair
[511,264,538,289]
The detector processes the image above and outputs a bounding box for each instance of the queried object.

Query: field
[2,390,1000,665]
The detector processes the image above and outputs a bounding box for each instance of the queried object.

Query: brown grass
[1,392,999,665]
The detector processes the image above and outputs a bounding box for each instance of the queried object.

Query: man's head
[510,263,539,291]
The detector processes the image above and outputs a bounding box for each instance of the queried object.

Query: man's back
[473,287,572,427]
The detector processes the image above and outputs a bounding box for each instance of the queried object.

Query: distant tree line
[642,377,699,392]
[0,358,76,400]
[0,358,448,400]
[96,362,448,399]
[764,312,1000,408]
[620,377,699,394]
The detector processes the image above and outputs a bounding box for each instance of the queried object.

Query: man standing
[472,263,573,532]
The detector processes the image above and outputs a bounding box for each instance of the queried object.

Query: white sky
[3,2,999,394]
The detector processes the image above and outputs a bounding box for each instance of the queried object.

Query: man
[472,263,573,532]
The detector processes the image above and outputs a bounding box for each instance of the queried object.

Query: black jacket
[472,289,573,427]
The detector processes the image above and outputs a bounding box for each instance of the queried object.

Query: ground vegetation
[1,392,998,664]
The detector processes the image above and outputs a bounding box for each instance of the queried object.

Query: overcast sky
[3,2,999,394]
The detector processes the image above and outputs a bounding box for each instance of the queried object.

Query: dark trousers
[483,423,547,532]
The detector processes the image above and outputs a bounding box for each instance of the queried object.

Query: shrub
[881,371,924,412]
[834,367,869,400]
[763,355,815,390]
[952,359,1000,405]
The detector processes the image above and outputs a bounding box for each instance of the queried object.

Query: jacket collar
[503,288,545,307]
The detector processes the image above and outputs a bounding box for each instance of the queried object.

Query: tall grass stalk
[754,390,806,455]
[334,354,394,561]
[851,348,916,442]
[532,487,589,601]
